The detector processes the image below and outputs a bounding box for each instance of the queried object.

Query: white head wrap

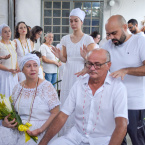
[0,23,10,36]
[69,8,86,22]
[19,53,40,71]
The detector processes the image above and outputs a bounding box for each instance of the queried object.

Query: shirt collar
[83,71,112,87]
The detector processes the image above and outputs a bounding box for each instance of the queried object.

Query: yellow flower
[18,123,38,143]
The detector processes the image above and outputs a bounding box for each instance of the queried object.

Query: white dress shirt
[60,72,128,145]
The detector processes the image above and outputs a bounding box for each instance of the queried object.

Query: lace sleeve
[40,81,60,110]
[11,83,20,105]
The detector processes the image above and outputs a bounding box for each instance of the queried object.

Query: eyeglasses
[85,61,110,69]
[128,26,134,30]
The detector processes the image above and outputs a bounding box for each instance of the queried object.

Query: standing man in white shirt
[38,49,128,145]
[128,19,145,36]
[104,15,145,145]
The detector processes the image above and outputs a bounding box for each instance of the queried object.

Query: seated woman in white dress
[0,23,18,98]
[0,53,60,145]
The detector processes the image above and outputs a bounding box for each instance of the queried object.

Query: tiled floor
[127,134,132,145]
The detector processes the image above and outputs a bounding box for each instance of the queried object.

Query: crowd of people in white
[0,7,145,145]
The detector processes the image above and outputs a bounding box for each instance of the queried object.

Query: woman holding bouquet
[0,53,60,145]
[0,23,18,98]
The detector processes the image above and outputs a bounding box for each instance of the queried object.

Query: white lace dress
[15,39,32,83]
[59,34,94,136]
[0,80,60,145]
[0,41,18,98]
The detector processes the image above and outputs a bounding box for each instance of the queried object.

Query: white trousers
[48,136,89,145]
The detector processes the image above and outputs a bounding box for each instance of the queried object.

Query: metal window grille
[42,0,104,46]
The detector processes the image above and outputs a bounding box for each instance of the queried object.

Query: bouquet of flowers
[0,94,38,143]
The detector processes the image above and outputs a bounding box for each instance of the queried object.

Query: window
[42,0,104,46]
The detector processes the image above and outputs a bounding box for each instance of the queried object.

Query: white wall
[15,0,41,50]
[102,0,145,38]
[0,0,8,24]
[15,0,41,27]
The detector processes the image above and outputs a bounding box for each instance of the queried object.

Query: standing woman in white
[52,8,95,136]
[0,24,18,98]
[40,32,61,87]
[13,22,33,82]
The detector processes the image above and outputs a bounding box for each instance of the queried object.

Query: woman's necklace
[82,85,105,135]
[2,40,17,70]
[14,78,39,122]
[19,38,30,55]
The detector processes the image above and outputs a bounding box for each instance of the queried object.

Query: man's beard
[131,29,137,34]
[112,31,126,46]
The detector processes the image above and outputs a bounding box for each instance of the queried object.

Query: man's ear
[123,24,128,31]
[107,61,111,70]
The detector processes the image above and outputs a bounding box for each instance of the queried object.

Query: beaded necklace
[19,38,30,55]
[2,40,17,69]
[14,78,39,122]
[82,84,105,135]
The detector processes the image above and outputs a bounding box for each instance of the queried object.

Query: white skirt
[0,120,58,145]
[0,70,18,98]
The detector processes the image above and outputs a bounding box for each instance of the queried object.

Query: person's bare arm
[80,43,96,59]
[51,46,67,63]
[0,64,17,74]
[0,54,11,60]
[109,117,127,145]
[110,60,145,80]
[27,106,59,136]
[87,43,96,51]
[38,111,68,145]
[42,56,59,66]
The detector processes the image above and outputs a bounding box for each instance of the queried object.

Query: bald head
[106,15,127,27]
[105,15,128,46]
[87,49,111,62]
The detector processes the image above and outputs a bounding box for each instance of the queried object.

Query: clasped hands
[9,68,20,74]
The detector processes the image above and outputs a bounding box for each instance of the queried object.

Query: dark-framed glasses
[85,61,110,69]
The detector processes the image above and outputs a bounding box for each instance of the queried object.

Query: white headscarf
[0,23,10,36]
[69,8,86,22]
[19,53,40,71]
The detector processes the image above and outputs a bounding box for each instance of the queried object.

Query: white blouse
[14,38,32,65]
[40,44,58,73]
[0,41,17,69]
[12,80,60,121]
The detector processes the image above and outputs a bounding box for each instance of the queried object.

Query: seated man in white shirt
[38,49,128,145]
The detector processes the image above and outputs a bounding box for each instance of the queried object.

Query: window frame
[41,0,104,45]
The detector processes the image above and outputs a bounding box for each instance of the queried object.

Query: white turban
[19,53,40,71]
[69,8,86,22]
[0,23,10,36]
